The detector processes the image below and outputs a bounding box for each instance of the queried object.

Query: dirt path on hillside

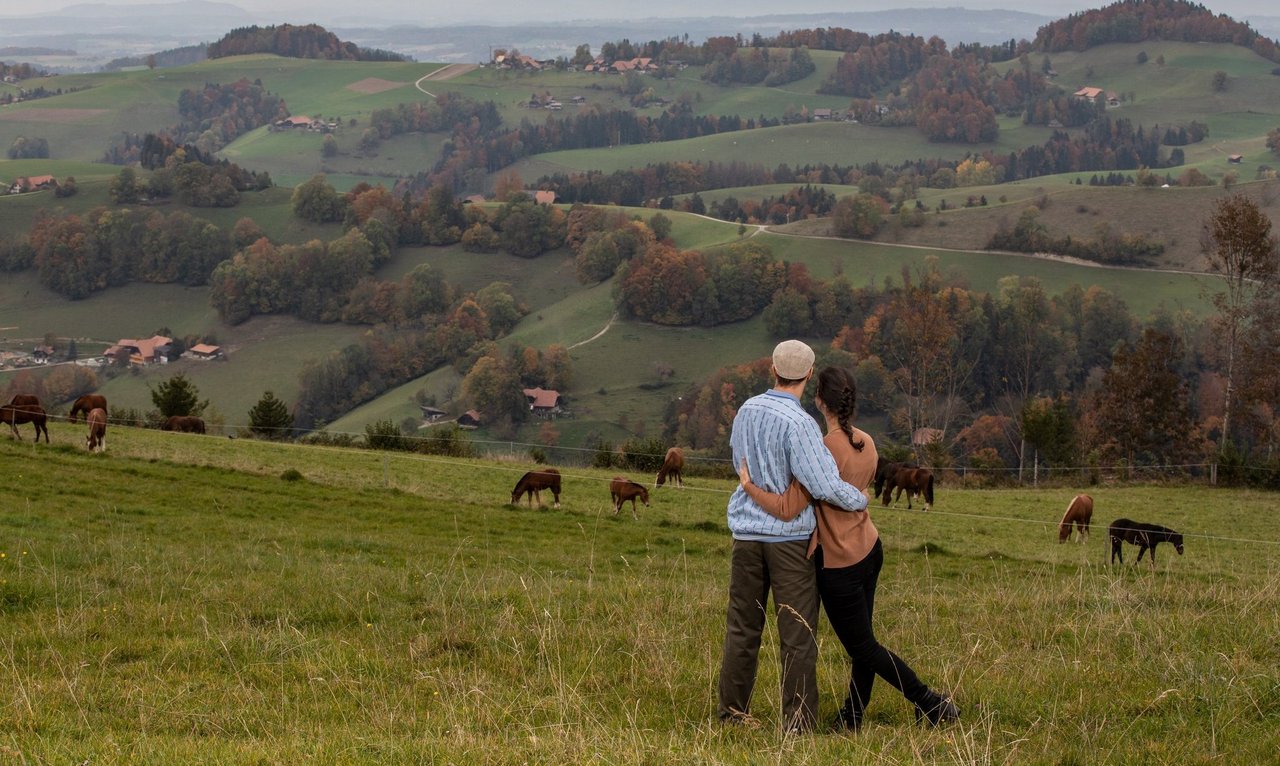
[415,64,478,98]
[568,313,617,350]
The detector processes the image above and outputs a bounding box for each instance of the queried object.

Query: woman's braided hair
[816,366,864,452]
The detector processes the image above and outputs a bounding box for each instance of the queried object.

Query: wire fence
[9,409,1280,550]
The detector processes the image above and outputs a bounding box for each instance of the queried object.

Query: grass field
[2,429,1277,763]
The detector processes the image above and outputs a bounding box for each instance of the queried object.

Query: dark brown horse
[1109,518,1184,566]
[882,466,934,511]
[162,415,206,434]
[610,476,650,518]
[7,394,40,408]
[1058,493,1094,543]
[1,403,49,443]
[873,457,918,499]
[511,468,561,508]
[655,447,684,488]
[86,408,108,452]
[70,394,108,423]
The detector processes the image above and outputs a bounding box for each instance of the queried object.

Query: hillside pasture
[220,125,449,191]
[1,432,1277,763]
[504,120,1058,186]
[748,232,1215,320]
[846,178,1280,274]
[0,56,446,163]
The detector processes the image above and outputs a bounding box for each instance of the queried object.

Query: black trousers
[718,539,819,731]
[816,539,929,717]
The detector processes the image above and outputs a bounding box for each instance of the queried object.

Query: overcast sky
[0,0,1275,24]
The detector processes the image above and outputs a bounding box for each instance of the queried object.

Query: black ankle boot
[831,703,862,731]
[914,690,959,726]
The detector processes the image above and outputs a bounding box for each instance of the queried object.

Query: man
[718,339,869,733]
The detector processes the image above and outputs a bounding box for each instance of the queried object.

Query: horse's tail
[925,473,934,506]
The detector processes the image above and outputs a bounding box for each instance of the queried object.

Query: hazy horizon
[0,0,1275,26]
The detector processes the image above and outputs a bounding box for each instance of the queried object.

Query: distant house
[274,115,315,130]
[463,194,487,204]
[457,410,483,429]
[1073,86,1105,103]
[1047,119,1064,128]
[912,427,944,449]
[571,95,586,105]
[187,343,223,360]
[812,108,833,121]
[523,387,562,418]
[31,345,54,364]
[8,175,56,194]
[104,334,173,366]
[533,190,557,205]
[1106,91,1120,107]
[420,405,448,423]
[1228,154,1244,164]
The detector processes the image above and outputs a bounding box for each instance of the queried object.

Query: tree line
[207,24,406,61]
[1033,0,1280,63]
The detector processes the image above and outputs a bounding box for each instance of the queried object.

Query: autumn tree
[1201,194,1279,448]
[1267,127,1280,158]
[1095,329,1196,467]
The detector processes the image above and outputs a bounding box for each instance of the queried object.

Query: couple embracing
[717,339,959,734]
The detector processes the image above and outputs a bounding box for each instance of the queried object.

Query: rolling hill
[2,13,1279,444]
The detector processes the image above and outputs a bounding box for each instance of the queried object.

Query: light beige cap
[772,339,815,380]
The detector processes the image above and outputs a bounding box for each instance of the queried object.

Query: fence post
[1034,453,1039,487]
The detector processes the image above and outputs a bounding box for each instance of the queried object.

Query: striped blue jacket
[727,389,868,541]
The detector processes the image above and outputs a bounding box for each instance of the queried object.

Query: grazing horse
[70,394,108,423]
[162,415,206,434]
[7,394,40,408]
[610,476,650,518]
[86,408,108,452]
[882,466,934,511]
[511,468,562,508]
[1,403,49,443]
[873,457,918,499]
[1109,518,1184,566]
[655,447,684,488]
[1058,493,1094,543]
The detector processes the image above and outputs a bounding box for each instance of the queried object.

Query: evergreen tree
[150,373,208,418]
[248,390,294,439]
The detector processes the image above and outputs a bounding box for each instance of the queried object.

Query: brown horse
[7,394,40,408]
[655,447,684,488]
[162,415,206,434]
[1058,494,1094,543]
[70,394,108,423]
[511,468,561,508]
[874,457,918,499]
[1,403,50,443]
[1109,518,1184,566]
[86,408,107,452]
[882,466,934,511]
[610,476,650,518]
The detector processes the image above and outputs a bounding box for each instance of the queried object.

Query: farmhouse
[1106,91,1120,107]
[274,115,317,130]
[31,345,54,363]
[104,334,173,366]
[523,387,562,418]
[812,108,833,121]
[419,405,448,423]
[187,343,224,360]
[8,175,56,194]
[1228,154,1244,163]
[533,190,557,205]
[457,410,483,429]
[1073,86,1105,103]
[912,427,944,449]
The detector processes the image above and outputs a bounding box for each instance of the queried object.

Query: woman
[738,366,959,730]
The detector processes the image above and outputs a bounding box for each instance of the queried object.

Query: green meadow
[2,429,1277,763]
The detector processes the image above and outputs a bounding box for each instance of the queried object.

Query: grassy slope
[2,432,1277,762]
